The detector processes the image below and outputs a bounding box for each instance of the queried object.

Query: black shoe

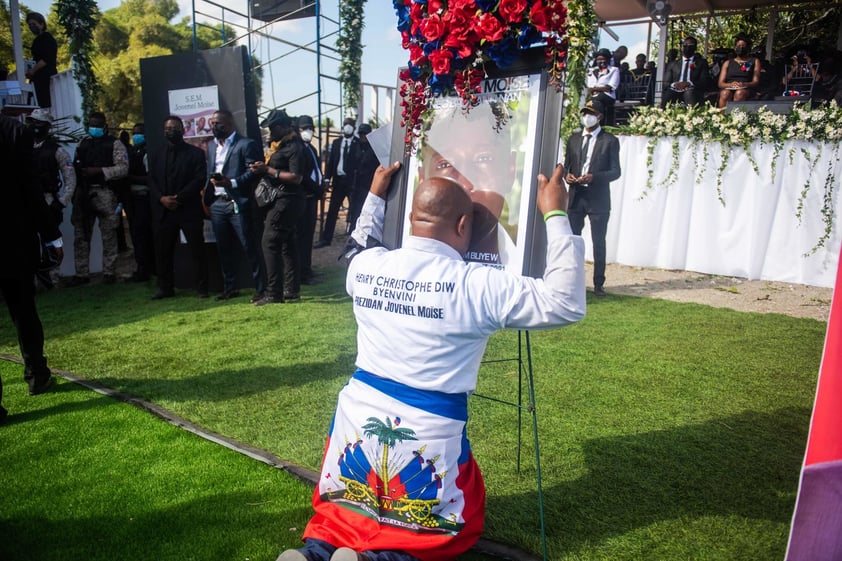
[196,291,209,299]
[313,240,331,249]
[254,295,283,306]
[250,291,266,303]
[29,376,54,396]
[150,290,175,300]
[593,286,607,297]
[103,274,117,285]
[216,290,241,301]
[283,293,301,302]
[0,406,8,425]
[64,275,90,288]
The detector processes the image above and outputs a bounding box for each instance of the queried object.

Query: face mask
[132,134,145,145]
[735,46,749,57]
[212,124,228,139]
[581,114,599,129]
[682,45,696,57]
[597,60,608,69]
[88,127,105,138]
[343,124,354,136]
[165,130,183,143]
[300,129,314,143]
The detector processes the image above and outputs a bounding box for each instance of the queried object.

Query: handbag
[254,177,282,207]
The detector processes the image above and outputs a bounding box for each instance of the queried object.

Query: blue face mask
[88,127,105,138]
[132,134,145,145]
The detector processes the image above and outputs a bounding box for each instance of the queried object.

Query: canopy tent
[593,0,842,23]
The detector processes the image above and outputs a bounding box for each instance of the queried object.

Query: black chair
[615,74,653,125]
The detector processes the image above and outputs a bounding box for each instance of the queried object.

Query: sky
[21,0,650,124]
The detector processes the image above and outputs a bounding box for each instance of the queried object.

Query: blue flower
[408,63,423,80]
[475,0,498,11]
[487,37,518,68]
[422,40,441,56]
[517,25,542,49]
[394,6,410,32]
[430,73,454,94]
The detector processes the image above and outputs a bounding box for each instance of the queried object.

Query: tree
[362,416,417,495]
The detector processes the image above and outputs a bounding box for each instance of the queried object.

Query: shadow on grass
[485,407,809,557]
[0,491,312,561]
[93,355,357,402]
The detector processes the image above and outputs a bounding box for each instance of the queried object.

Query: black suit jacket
[662,54,711,93]
[148,141,207,223]
[202,132,264,208]
[564,128,621,214]
[0,116,60,276]
[324,135,359,182]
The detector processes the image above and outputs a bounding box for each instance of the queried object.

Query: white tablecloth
[576,135,842,288]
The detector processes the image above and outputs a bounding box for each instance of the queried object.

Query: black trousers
[298,195,318,279]
[320,175,351,243]
[661,87,705,107]
[154,217,208,294]
[125,190,155,276]
[0,274,51,402]
[262,195,304,298]
[569,211,610,290]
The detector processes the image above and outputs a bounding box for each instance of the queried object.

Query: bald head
[410,177,474,254]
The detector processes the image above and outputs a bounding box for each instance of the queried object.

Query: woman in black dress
[717,34,762,108]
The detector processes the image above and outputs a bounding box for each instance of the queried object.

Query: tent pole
[655,21,668,107]
[766,11,776,61]
[10,0,25,82]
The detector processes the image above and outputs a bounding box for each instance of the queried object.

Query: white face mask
[581,114,599,129]
[300,129,314,143]
[343,124,355,136]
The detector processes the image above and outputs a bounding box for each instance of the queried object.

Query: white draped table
[576,135,842,288]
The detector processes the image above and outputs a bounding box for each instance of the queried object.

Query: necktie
[681,58,691,82]
[580,134,591,175]
[342,140,349,174]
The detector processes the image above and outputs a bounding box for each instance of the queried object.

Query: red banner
[786,257,842,561]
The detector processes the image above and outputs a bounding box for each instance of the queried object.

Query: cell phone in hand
[211,173,223,181]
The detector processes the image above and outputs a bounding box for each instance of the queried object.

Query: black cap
[581,99,604,115]
[358,123,372,135]
[297,115,315,128]
[260,109,292,128]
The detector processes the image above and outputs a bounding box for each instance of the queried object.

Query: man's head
[613,45,628,64]
[635,54,646,69]
[163,115,184,144]
[131,123,145,145]
[419,100,516,220]
[580,99,603,130]
[261,108,295,142]
[342,117,356,138]
[87,112,107,138]
[26,107,51,140]
[410,176,474,255]
[26,12,46,35]
[358,123,372,144]
[594,48,612,69]
[210,110,235,140]
[298,115,315,143]
[682,37,698,58]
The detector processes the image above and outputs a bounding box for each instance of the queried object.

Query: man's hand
[210,176,231,189]
[249,161,268,175]
[537,164,568,215]
[160,195,179,210]
[370,161,402,199]
[565,172,579,185]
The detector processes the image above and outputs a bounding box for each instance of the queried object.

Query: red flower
[529,3,550,32]
[498,0,528,23]
[443,8,477,58]
[420,13,446,41]
[448,0,477,8]
[429,48,455,75]
[428,0,444,12]
[477,12,506,42]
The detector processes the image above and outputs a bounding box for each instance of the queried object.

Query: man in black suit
[148,115,209,299]
[314,117,359,248]
[1,115,63,422]
[564,100,621,297]
[296,115,323,284]
[661,36,711,107]
[202,109,267,301]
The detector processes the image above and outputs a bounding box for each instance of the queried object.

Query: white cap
[27,107,52,124]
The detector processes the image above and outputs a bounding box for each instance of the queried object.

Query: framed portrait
[383,50,564,278]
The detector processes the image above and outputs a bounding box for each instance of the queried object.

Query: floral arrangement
[558,0,595,142]
[392,0,569,148]
[621,102,842,252]
[55,0,100,121]
[337,0,366,117]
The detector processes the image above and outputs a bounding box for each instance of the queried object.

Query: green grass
[0,266,825,560]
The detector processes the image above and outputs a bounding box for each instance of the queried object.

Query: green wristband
[543,210,567,222]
